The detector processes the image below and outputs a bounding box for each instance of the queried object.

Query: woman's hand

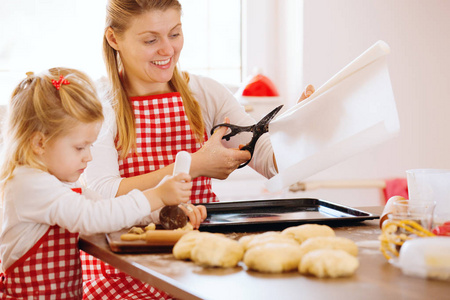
[179,204,207,229]
[191,119,251,179]
[297,84,315,103]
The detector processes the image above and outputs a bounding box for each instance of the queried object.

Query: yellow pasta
[379,219,435,260]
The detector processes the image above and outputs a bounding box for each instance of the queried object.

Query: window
[0,0,242,105]
[179,0,242,86]
[0,0,106,105]
[0,1,302,106]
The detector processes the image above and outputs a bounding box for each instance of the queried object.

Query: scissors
[210,104,284,168]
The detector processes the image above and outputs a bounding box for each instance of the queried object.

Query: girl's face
[39,121,101,183]
[112,8,184,95]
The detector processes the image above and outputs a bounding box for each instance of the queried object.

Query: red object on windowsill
[241,74,279,97]
[382,178,408,203]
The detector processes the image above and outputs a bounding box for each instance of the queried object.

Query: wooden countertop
[79,206,449,300]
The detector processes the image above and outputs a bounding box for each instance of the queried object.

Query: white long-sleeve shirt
[0,166,156,270]
[85,74,277,199]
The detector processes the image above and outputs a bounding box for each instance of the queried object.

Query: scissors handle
[210,123,255,168]
[237,144,255,168]
[210,123,254,141]
[209,104,284,169]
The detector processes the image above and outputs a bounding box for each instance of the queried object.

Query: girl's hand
[297,84,315,103]
[191,119,251,179]
[152,173,192,207]
[179,204,207,229]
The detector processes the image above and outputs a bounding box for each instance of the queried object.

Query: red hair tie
[52,75,70,90]
[71,187,82,194]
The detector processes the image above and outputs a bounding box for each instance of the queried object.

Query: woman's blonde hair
[0,68,104,186]
[103,0,205,159]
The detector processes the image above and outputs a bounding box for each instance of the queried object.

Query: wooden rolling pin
[121,230,197,244]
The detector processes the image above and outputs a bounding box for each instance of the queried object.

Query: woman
[85,0,290,205]
[83,0,314,298]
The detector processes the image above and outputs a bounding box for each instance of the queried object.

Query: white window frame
[0,1,303,106]
[243,0,304,106]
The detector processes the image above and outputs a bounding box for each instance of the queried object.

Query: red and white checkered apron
[120,92,217,204]
[82,93,217,299]
[0,226,82,299]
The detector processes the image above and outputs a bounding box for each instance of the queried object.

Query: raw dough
[239,232,278,249]
[298,236,359,258]
[239,231,299,250]
[243,243,303,273]
[173,231,214,260]
[128,226,144,234]
[282,224,335,244]
[144,223,156,231]
[190,234,244,268]
[299,249,359,278]
[176,222,194,231]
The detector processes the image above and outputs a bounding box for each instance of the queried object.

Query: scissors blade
[256,104,284,131]
[236,104,284,168]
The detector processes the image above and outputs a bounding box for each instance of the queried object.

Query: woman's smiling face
[112,8,184,95]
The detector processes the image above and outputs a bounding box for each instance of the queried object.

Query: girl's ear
[30,132,46,156]
[105,27,120,51]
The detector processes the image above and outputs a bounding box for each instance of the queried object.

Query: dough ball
[239,231,298,251]
[128,226,144,234]
[239,232,279,249]
[243,243,303,273]
[176,222,194,231]
[282,224,335,244]
[173,231,216,260]
[299,249,359,278]
[238,234,256,249]
[144,223,156,231]
[298,236,359,258]
[191,235,244,268]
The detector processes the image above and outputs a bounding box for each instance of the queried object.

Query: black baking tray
[199,198,378,232]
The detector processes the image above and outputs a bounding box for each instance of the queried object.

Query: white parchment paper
[266,41,400,192]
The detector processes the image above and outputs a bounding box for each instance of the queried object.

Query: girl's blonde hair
[103,0,205,159]
[0,68,104,186]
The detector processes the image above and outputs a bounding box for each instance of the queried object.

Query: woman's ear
[105,27,120,51]
[30,132,46,156]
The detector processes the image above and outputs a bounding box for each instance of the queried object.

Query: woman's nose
[158,38,175,56]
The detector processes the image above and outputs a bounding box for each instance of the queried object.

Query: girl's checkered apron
[0,227,82,299]
[82,93,216,299]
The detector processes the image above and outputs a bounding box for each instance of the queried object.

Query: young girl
[0,68,194,299]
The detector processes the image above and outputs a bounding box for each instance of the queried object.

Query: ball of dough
[190,235,244,268]
[239,232,278,249]
[144,223,156,231]
[299,249,359,278]
[298,236,358,258]
[173,231,215,260]
[128,226,144,234]
[282,224,335,244]
[244,243,303,273]
[239,231,299,251]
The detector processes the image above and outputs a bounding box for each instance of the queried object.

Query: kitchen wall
[213,0,450,207]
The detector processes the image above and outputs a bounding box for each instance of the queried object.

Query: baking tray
[199,198,378,232]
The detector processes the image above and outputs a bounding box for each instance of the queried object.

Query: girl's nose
[84,148,93,162]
